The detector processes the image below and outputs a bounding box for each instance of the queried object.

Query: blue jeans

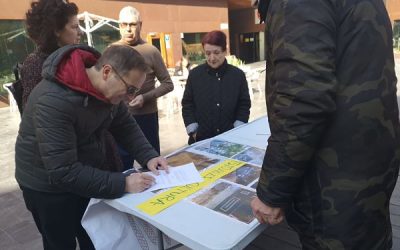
[119,112,160,170]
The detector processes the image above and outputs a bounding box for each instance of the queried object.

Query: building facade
[0,0,266,78]
[386,0,400,45]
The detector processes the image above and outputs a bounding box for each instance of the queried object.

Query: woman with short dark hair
[21,0,81,109]
[182,30,251,144]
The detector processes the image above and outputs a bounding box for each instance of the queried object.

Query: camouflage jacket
[257,0,400,248]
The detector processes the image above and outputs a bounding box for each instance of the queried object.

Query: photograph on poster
[167,151,220,171]
[191,181,256,224]
[194,139,248,158]
[221,164,261,186]
[232,147,265,166]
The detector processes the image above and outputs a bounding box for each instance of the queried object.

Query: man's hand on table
[125,173,155,193]
[124,157,169,193]
[147,156,169,175]
[251,197,285,225]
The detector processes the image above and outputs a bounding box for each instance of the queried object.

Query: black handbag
[5,63,23,115]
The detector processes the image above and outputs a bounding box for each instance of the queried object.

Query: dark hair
[201,30,227,51]
[95,45,148,76]
[25,0,78,54]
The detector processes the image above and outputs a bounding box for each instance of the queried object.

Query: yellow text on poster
[137,159,245,215]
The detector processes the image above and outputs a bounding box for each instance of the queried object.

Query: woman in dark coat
[20,0,123,172]
[181,30,251,144]
[21,0,81,110]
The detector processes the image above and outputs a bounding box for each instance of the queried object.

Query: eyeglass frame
[109,65,141,96]
[119,22,141,29]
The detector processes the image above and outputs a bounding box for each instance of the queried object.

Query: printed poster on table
[167,150,221,171]
[194,139,249,158]
[232,147,265,166]
[221,163,261,186]
[190,180,256,224]
[137,160,245,215]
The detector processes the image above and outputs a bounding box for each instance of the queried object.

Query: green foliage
[187,51,205,65]
[0,70,14,96]
[226,55,244,67]
[0,70,13,83]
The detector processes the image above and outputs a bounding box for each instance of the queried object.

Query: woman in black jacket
[181,30,251,144]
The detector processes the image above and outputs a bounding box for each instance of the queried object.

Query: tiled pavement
[1,57,400,250]
[0,107,44,249]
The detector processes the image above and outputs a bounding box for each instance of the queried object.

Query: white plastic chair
[162,77,186,117]
[157,78,184,117]
[3,83,18,113]
[248,69,266,99]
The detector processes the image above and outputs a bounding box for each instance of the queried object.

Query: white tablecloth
[82,116,270,250]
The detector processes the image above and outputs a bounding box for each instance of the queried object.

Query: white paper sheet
[145,162,203,192]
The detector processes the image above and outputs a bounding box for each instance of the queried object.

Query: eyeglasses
[110,65,141,96]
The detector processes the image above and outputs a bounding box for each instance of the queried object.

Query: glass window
[0,20,35,98]
[393,20,400,48]
[79,20,120,52]
[182,32,207,65]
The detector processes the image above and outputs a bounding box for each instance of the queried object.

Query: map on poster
[194,139,249,158]
[190,180,256,224]
[232,147,265,166]
[221,164,261,186]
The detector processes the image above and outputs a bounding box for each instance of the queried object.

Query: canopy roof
[78,11,119,46]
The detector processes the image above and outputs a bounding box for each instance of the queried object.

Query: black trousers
[20,186,95,250]
[134,112,160,153]
[119,112,160,170]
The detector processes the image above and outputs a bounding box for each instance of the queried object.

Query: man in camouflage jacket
[251,0,400,249]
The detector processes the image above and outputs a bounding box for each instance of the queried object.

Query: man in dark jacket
[251,0,400,249]
[15,44,168,250]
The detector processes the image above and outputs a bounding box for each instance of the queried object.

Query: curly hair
[25,0,78,54]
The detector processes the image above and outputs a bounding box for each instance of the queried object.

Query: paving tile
[0,229,18,249]
[392,214,400,227]
[0,199,32,230]
[393,226,400,240]
[0,181,19,196]
[0,192,21,210]
[7,237,43,250]
[391,204,400,216]
[393,237,400,250]
[5,220,41,245]
[0,208,24,230]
